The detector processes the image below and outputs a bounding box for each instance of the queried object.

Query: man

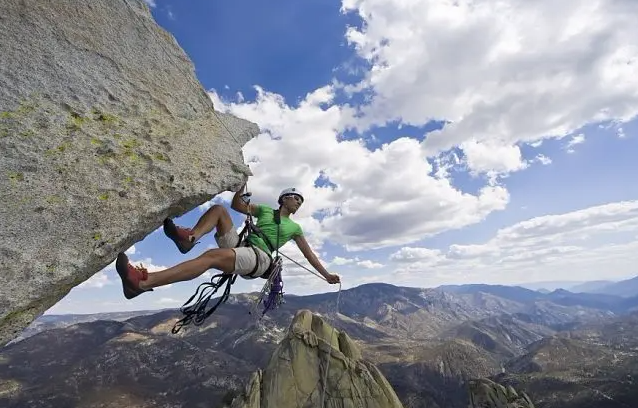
[115,184,341,299]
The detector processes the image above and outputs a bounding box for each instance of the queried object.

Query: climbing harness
[171,189,284,334]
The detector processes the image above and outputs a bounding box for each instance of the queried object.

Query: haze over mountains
[502,275,638,296]
[3,278,638,408]
[515,280,615,293]
[575,276,638,297]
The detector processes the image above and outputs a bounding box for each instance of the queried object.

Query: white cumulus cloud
[340,0,638,175]
[77,272,112,289]
[209,87,509,252]
[564,133,586,153]
[389,200,638,286]
[357,260,384,269]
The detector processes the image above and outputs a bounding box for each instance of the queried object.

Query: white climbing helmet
[278,187,304,205]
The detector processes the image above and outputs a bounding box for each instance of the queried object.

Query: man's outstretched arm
[230,182,258,216]
[293,235,341,284]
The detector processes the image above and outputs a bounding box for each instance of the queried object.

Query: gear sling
[171,205,283,334]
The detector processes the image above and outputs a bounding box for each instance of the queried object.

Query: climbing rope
[320,281,341,407]
[279,253,341,407]
[211,105,243,147]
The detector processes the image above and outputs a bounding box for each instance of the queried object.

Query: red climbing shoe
[116,253,153,300]
[163,218,196,254]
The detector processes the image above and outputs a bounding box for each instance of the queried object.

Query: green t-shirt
[247,204,304,255]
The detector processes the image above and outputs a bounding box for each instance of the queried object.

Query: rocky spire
[229,309,405,408]
[468,378,536,408]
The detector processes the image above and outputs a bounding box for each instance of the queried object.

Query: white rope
[276,249,342,407]
[320,281,341,407]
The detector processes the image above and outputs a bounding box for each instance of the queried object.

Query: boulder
[468,378,536,408]
[0,0,259,347]
[229,309,405,408]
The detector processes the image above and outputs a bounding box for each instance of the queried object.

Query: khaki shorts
[215,228,272,279]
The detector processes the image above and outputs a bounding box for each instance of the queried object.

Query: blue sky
[47,0,638,314]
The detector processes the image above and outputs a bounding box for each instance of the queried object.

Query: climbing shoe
[163,218,196,254]
[115,253,153,300]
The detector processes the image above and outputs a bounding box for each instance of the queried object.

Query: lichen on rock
[0,0,259,347]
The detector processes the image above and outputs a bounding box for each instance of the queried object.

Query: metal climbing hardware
[245,201,287,319]
[171,191,284,334]
[262,259,284,313]
[249,253,285,320]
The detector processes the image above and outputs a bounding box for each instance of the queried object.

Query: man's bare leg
[119,205,238,299]
[189,204,234,242]
[139,248,236,290]
[164,204,234,253]
[116,248,237,298]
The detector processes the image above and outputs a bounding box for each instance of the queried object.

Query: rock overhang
[0,0,260,347]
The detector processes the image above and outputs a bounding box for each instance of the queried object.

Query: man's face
[283,194,303,213]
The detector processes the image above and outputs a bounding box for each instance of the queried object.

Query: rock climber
[115,183,341,299]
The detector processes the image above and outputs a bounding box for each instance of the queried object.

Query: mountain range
[2,280,638,407]
[512,275,638,297]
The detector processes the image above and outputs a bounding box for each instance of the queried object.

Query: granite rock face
[468,378,536,408]
[229,309,406,408]
[0,0,259,347]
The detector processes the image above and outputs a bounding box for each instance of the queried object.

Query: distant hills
[568,280,617,293]
[514,280,615,292]
[3,281,638,408]
[499,275,638,297]
[435,281,638,315]
[580,276,638,297]
[6,309,171,345]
